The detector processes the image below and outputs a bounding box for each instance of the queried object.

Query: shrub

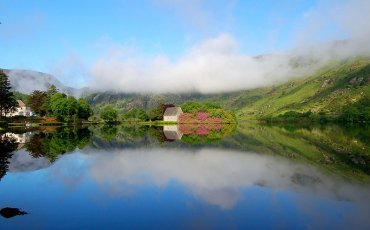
[101,107,118,122]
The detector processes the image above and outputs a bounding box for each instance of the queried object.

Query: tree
[181,102,204,113]
[66,96,78,116]
[50,93,69,120]
[28,90,47,116]
[42,85,59,116]
[124,108,148,121]
[77,98,92,119]
[101,107,118,122]
[149,102,174,121]
[0,70,17,116]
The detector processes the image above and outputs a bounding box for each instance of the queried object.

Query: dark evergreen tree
[0,70,18,116]
[28,90,47,116]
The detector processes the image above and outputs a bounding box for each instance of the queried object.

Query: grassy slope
[221,57,370,120]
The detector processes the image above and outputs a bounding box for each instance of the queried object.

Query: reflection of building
[163,125,183,140]
[5,100,32,117]
[3,133,30,149]
[163,107,183,122]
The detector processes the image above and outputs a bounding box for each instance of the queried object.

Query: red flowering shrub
[196,126,210,135]
[196,112,209,121]
[179,123,222,135]
[179,125,195,134]
[179,109,235,124]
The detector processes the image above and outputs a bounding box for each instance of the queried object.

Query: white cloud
[48,54,89,87]
[88,31,370,93]
[50,0,370,94]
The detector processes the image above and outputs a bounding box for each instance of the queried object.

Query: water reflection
[1,123,369,182]
[163,125,183,140]
[0,134,18,181]
[85,148,370,210]
[0,123,369,228]
[25,127,91,161]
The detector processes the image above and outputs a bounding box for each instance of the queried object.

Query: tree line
[98,101,230,123]
[28,85,92,121]
[0,69,92,121]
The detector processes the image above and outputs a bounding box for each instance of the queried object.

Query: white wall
[164,116,178,122]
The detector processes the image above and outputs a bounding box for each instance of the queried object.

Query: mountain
[3,69,92,97]
[86,57,370,120]
[213,57,370,120]
[85,92,210,114]
[4,56,369,120]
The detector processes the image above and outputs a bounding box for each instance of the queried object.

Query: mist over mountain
[3,69,92,97]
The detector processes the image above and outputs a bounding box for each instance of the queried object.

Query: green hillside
[85,57,370,122]
[85,92,207,115]
[231,57,370,120]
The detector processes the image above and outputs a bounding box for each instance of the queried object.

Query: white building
[6,100,32,117]
[163,107,183,122]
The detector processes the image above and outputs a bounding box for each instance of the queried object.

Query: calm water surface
[0,123,369,229]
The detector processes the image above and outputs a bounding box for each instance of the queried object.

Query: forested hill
[85,57,370,121]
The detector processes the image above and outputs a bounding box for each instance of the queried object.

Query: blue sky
[0,0,318,69]
[1,0,368,92]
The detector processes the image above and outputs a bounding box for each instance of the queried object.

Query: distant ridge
[2,69,92,97]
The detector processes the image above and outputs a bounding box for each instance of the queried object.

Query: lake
[0,123,369,229]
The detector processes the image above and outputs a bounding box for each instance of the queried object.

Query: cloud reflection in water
[78,148,370,211]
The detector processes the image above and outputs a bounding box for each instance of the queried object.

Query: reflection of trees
[0,134,19,181]
[27,133,48,158]
[25,128,92,162]
[121,125,148,139]
[99,125,118,141]
[147,126,166,144]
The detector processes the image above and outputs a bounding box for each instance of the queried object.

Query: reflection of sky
[1,148,370,229]
[8,149,51,172]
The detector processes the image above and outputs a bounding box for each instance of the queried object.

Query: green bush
[123,108,149,121]
[101,107,118,122]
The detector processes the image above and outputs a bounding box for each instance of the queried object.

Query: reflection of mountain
[2,123,368,183]
[216,123,370,182]
[89,123,370,182]
[93,123,369,182]
[85,148,370,210]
